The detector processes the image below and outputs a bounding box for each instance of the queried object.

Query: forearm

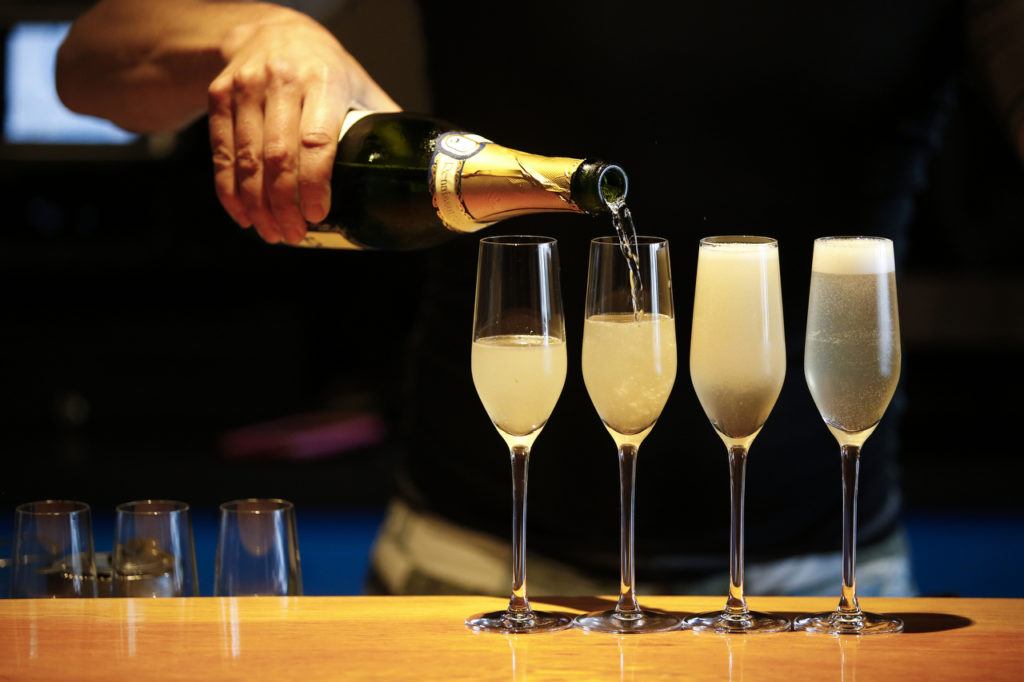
[56,0,306,132]
[968,0,1024,160]
[59,0,399,244]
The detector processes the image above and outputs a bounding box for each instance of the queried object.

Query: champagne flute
[795,236,903,635]
[686,236,789,633]
[465,235,572,634]
[574,235,680,634]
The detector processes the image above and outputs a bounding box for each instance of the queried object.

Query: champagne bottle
[298,111,628,250]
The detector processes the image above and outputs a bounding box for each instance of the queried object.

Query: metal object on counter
[112,500,198,598]
[113,539,180,597]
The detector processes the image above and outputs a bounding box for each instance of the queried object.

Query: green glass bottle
[298,111,628,250]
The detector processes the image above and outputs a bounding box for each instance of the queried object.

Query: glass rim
[220,498,294,515]
[815,235,892,245]
[699,235,777,247]
[591,235,668,246]
[16,499,90,516]
[479,235,557,246]
[116,499,190,515]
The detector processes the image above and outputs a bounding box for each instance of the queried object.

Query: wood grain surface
[0,596,1021,681]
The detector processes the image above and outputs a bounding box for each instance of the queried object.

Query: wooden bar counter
[1,596,1021,680]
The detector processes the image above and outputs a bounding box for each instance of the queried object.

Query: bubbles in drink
[805,238,900,435]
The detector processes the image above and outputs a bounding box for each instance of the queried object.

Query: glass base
[465,609,574,634]
[685,610,791,634]
[574,608,682,634]
[794,610,904,635]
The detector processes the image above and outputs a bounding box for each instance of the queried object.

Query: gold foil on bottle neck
[458,146,584,224]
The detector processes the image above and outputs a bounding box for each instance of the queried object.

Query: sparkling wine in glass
[465,235,572,634]
[574,236,681,634]
[686,236,789,633]
[794,236,903,635]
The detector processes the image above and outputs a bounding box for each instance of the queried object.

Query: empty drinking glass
[11,500,97,598]
[215,499,302,596]
[113,500,198,597]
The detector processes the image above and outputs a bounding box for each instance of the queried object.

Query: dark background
[0,1,1021,596]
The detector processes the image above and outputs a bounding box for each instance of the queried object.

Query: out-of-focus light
[4,22,138,145]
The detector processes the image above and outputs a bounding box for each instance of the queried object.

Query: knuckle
[301,130,334,150]
[234,147,261,177]
[211,146,234,170]
[233,66,263,92]
[263,141,293,170]
[266,58,298,85]
[207,79,232,106]
[299,62,331,84]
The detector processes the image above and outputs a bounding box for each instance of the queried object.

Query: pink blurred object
[220,410,387,461]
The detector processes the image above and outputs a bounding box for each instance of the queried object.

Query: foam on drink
[811,237,895,275]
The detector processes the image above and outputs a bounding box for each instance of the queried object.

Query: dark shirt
[398,0,960,580]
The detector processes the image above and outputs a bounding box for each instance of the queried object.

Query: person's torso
[398,0,958,578]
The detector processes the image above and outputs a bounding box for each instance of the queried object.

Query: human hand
[207,10,399,244]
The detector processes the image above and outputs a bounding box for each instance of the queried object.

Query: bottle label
[431,132,495,233]
[298,230,363,250]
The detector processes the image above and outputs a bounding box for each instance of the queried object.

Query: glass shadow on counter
[775,611,973,634]
[880,613,973,633]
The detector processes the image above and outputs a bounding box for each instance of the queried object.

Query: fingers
[209,45,401,241]
[208,76,251,229]
[232,66,281,244]
[298,76,345,224]
[262,59,307,244]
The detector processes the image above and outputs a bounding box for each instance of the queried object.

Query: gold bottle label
[298,230,362,250]
[431,133,493,233]
[431,133,585,234]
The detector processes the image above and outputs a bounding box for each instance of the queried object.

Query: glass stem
[507,445,533,619]
[839,444,861,615]
[615,444,642,618]
[726,445,749,615]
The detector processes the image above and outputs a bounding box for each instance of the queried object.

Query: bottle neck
[434,135,628,233]
[570,160,628,214]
